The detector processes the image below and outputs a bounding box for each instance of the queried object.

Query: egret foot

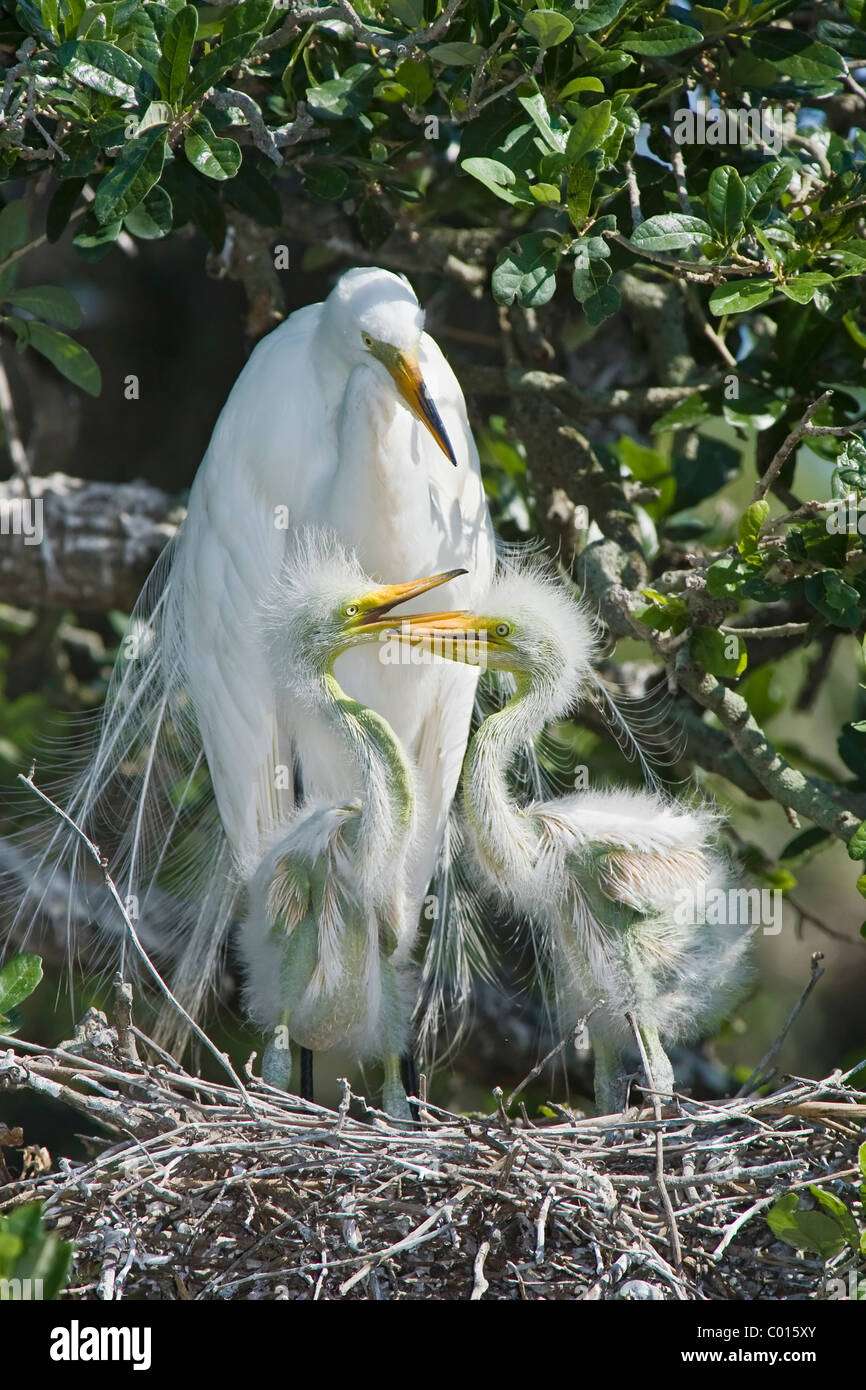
[262,1033,293,1091]
[383,1054,413,1121]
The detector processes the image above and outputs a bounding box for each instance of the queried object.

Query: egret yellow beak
[350,569,468,633]
[387,350,458,467]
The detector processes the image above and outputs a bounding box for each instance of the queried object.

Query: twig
[470,1240,490,1300]
[626,1011,684,1282]
[737,953,826,1097]
[506,1003,602,1109]
[752,391,866,503]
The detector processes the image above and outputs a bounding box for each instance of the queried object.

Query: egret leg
[400,1051,420,1122]
[262,1014,293,1092]
[382,1054,413,1121]
[634,1020,675,1103]
[300,1046,314,1102]
[592,1036,630,1115]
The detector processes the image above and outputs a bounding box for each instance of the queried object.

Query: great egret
[396,559,753,1113]
[240,531,464,1116]
[16,267,495,1054]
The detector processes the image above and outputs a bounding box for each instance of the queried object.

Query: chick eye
[361,332,374,349]
[495,622,511,638]
[345,604,359,617]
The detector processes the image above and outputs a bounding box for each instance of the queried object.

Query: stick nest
[1,1014,864,1302]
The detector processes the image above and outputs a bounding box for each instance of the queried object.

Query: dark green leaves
[0,200,29,263]
[708,279,775,316]
[184,34,259,105]
[706,167,746,245]
[184,116,241,181]
[21,321,101,396]
[691,626,748,679]
[461,157,533,206]
[94,130,166,224]
[3,284,83,328]
[157,4,198,105]
[58,39,148,102]
[619,22,701,56]
[522,9,573,48]
[492,232,560,308]
[767,1188,858,1261]
[630,214,712,252]
[0,1201,73,1300]
[0,953,42,1029]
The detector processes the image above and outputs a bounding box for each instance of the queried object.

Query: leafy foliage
[0,1200,73,1299]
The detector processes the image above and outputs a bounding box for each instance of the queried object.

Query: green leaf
[744,160,797,216]
[0,200,30,264]
[57,39,146,101]
[630,214,712,253]
[779,273,835,305]
[45,180,85,243]
[565,100,612,163]
[461,157,533,206]
[653,392,710,434]
[706,166,746,245]
[691,626,748,679]
[222,0,273,42]
[93,130,166,224]
[570,0,628,35]
[705,553,754,599]
[157,3,198,105]
[518,92,566,152]
[394,58,433,105]
[572,235,611,303]
[766,1193,847,1260]
[5,285,83,328]
[184,33,259,104]
[809,1187,860,1249]
[619,22,701,56]
[523,9,573,47]
[492,231,559,309]
[0,954,42,1016]
[708,279,775,316]
[738,500,770,558]
[184,115,241,180]
[805,571,860,626]
[24,322,101,396]
[559,77,605,98]
[123,185,173,239]
[429,41,484,66]
[846,819,866,861]
[751,31,845,87]
[584,284,621,325]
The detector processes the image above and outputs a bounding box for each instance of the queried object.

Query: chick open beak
[353,570,468,631]
[388,351,458,467]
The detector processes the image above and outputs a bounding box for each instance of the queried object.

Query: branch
[0,473,180,611]
[753,390,866,502]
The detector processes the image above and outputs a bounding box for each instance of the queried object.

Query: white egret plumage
[14,267,495,1056]
[397,558,754,1112]
[240,531,465,1115]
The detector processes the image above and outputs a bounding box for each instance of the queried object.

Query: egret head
[394,562,599,719]
[324,267,458,467]
[261,529,467,694]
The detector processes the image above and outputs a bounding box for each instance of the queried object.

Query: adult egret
[396,560,753,1113]
[16,267,495,1053]
[240,531,464,1116]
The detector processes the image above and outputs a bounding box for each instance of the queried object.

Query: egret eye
[345,604,359,617]
[495,623,512,638]
[361,332,374,349]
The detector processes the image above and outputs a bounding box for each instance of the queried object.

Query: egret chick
[240,532,465,1117]
[397,560,753,1113]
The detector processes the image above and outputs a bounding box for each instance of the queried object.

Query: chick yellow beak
[352,570,468,632]
[387,350,458,467]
